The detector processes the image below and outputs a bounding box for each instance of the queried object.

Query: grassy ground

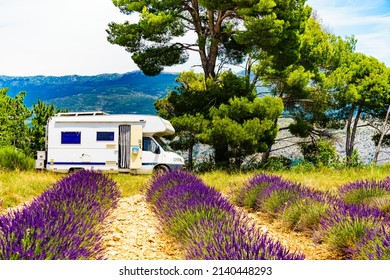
[1,165,390,214]
[0,171,64,213]
[199,164,390,195]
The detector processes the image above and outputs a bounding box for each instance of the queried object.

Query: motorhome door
[118,125,142,169]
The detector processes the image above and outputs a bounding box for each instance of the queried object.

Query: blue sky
[0,0,389,76]
[307,0,390,66]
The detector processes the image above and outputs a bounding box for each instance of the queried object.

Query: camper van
[35,111,185,174]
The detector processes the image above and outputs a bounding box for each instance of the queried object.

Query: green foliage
[0,146,35,171]
[282,199,330,231]
[372,133,390,148]
[30,100,63,152]
[156,70,256,119]
[300,140,340,167]
[289,160,316,172]
[325,53,390,163]
[288,119,312,138]
[319,216,375,254]
[108,0,311,78]
[345,149,362,168]
[155,71,275,168]
[233,183,271,211]
[258,156,292,171]
[170,114,209,170]
[261,189,299,215]
[192,160,217,174]
[0,89,32,155]
[166,207,228,243]
[252,16,356,161]
[0,88,64,158]
[199,96,283,167]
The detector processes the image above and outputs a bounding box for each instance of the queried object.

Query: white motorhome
[35,111,185,174]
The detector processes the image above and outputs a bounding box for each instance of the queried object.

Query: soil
[102,194,342,260]
[102,195,185,260]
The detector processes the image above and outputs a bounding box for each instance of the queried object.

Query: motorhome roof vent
[56,111,108,117]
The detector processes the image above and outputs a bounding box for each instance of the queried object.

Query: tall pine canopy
[107,0,311,78]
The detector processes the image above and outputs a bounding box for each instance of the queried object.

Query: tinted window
[97,131,115,141]
[61,132,81,144]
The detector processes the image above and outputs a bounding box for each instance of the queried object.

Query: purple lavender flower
[145,171,305,260]
[186,213,304,260]
[351,224,390,260]
[145,170,203,204]
[314,203,387,257]
[0,170,120,260]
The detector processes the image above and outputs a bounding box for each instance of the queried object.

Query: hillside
[0,71,179,114]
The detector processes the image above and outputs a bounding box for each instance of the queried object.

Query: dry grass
[199,165,390,195]
[2,165,390,214]
[274,165,390,194]
[0,171,63,213]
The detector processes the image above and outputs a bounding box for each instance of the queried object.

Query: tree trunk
[188,145,194,170]
[214,146,230,167]
[373,104,390,164]
[345,105,362,165]
[188,2,221,80]
[261,118,279,163]
[345,105,354,160]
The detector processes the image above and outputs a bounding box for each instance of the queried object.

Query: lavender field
[0,170,120,259]
[231,173,390,259]
[2,169,390,260]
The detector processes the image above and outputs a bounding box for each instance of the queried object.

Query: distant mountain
[0,71,179,114]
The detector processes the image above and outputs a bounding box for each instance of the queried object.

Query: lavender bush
[153,182,238,242]
[351,225,390,260]
[313,204,387,256]
[186,213,304,260]
[145,170,304,260]
[0,170,120,259]
[232,173,286,210]
[338,178,390,213]
[230,173,390,259]
[232,173,339,231]
[145,170,203,204]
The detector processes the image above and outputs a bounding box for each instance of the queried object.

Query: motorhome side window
[61,131,81,144]
[143,137,160,154]
[96,131,115,141]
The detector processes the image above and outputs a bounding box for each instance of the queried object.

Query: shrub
[186,213,304,260]
[233,173,343,233]
[351,225,390,260]
[338,178,390,212]
[300,140,340,168]
[282,199,332,231]
[259,156,292,171]
[0,170,120,259]
[153,181,237,242]
[313,204,386,256]
[232,173,285,210]
[0,146,35,171]
[144,170,203,204]
[145,171,304,260]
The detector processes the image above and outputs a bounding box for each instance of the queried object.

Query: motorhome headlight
[173,157,184,163]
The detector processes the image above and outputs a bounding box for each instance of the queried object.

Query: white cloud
[0,0,136,76]
[307,0,390,66]
[1,0,389,76]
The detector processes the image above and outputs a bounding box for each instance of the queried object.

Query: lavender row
[233,173,390,259]
[0,170,120,259]
[145,170,304,260]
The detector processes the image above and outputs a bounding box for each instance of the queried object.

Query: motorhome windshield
[154,136,173,152]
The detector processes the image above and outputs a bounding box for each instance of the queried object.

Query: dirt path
[102,194,185,260]
[102,194,341,260]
